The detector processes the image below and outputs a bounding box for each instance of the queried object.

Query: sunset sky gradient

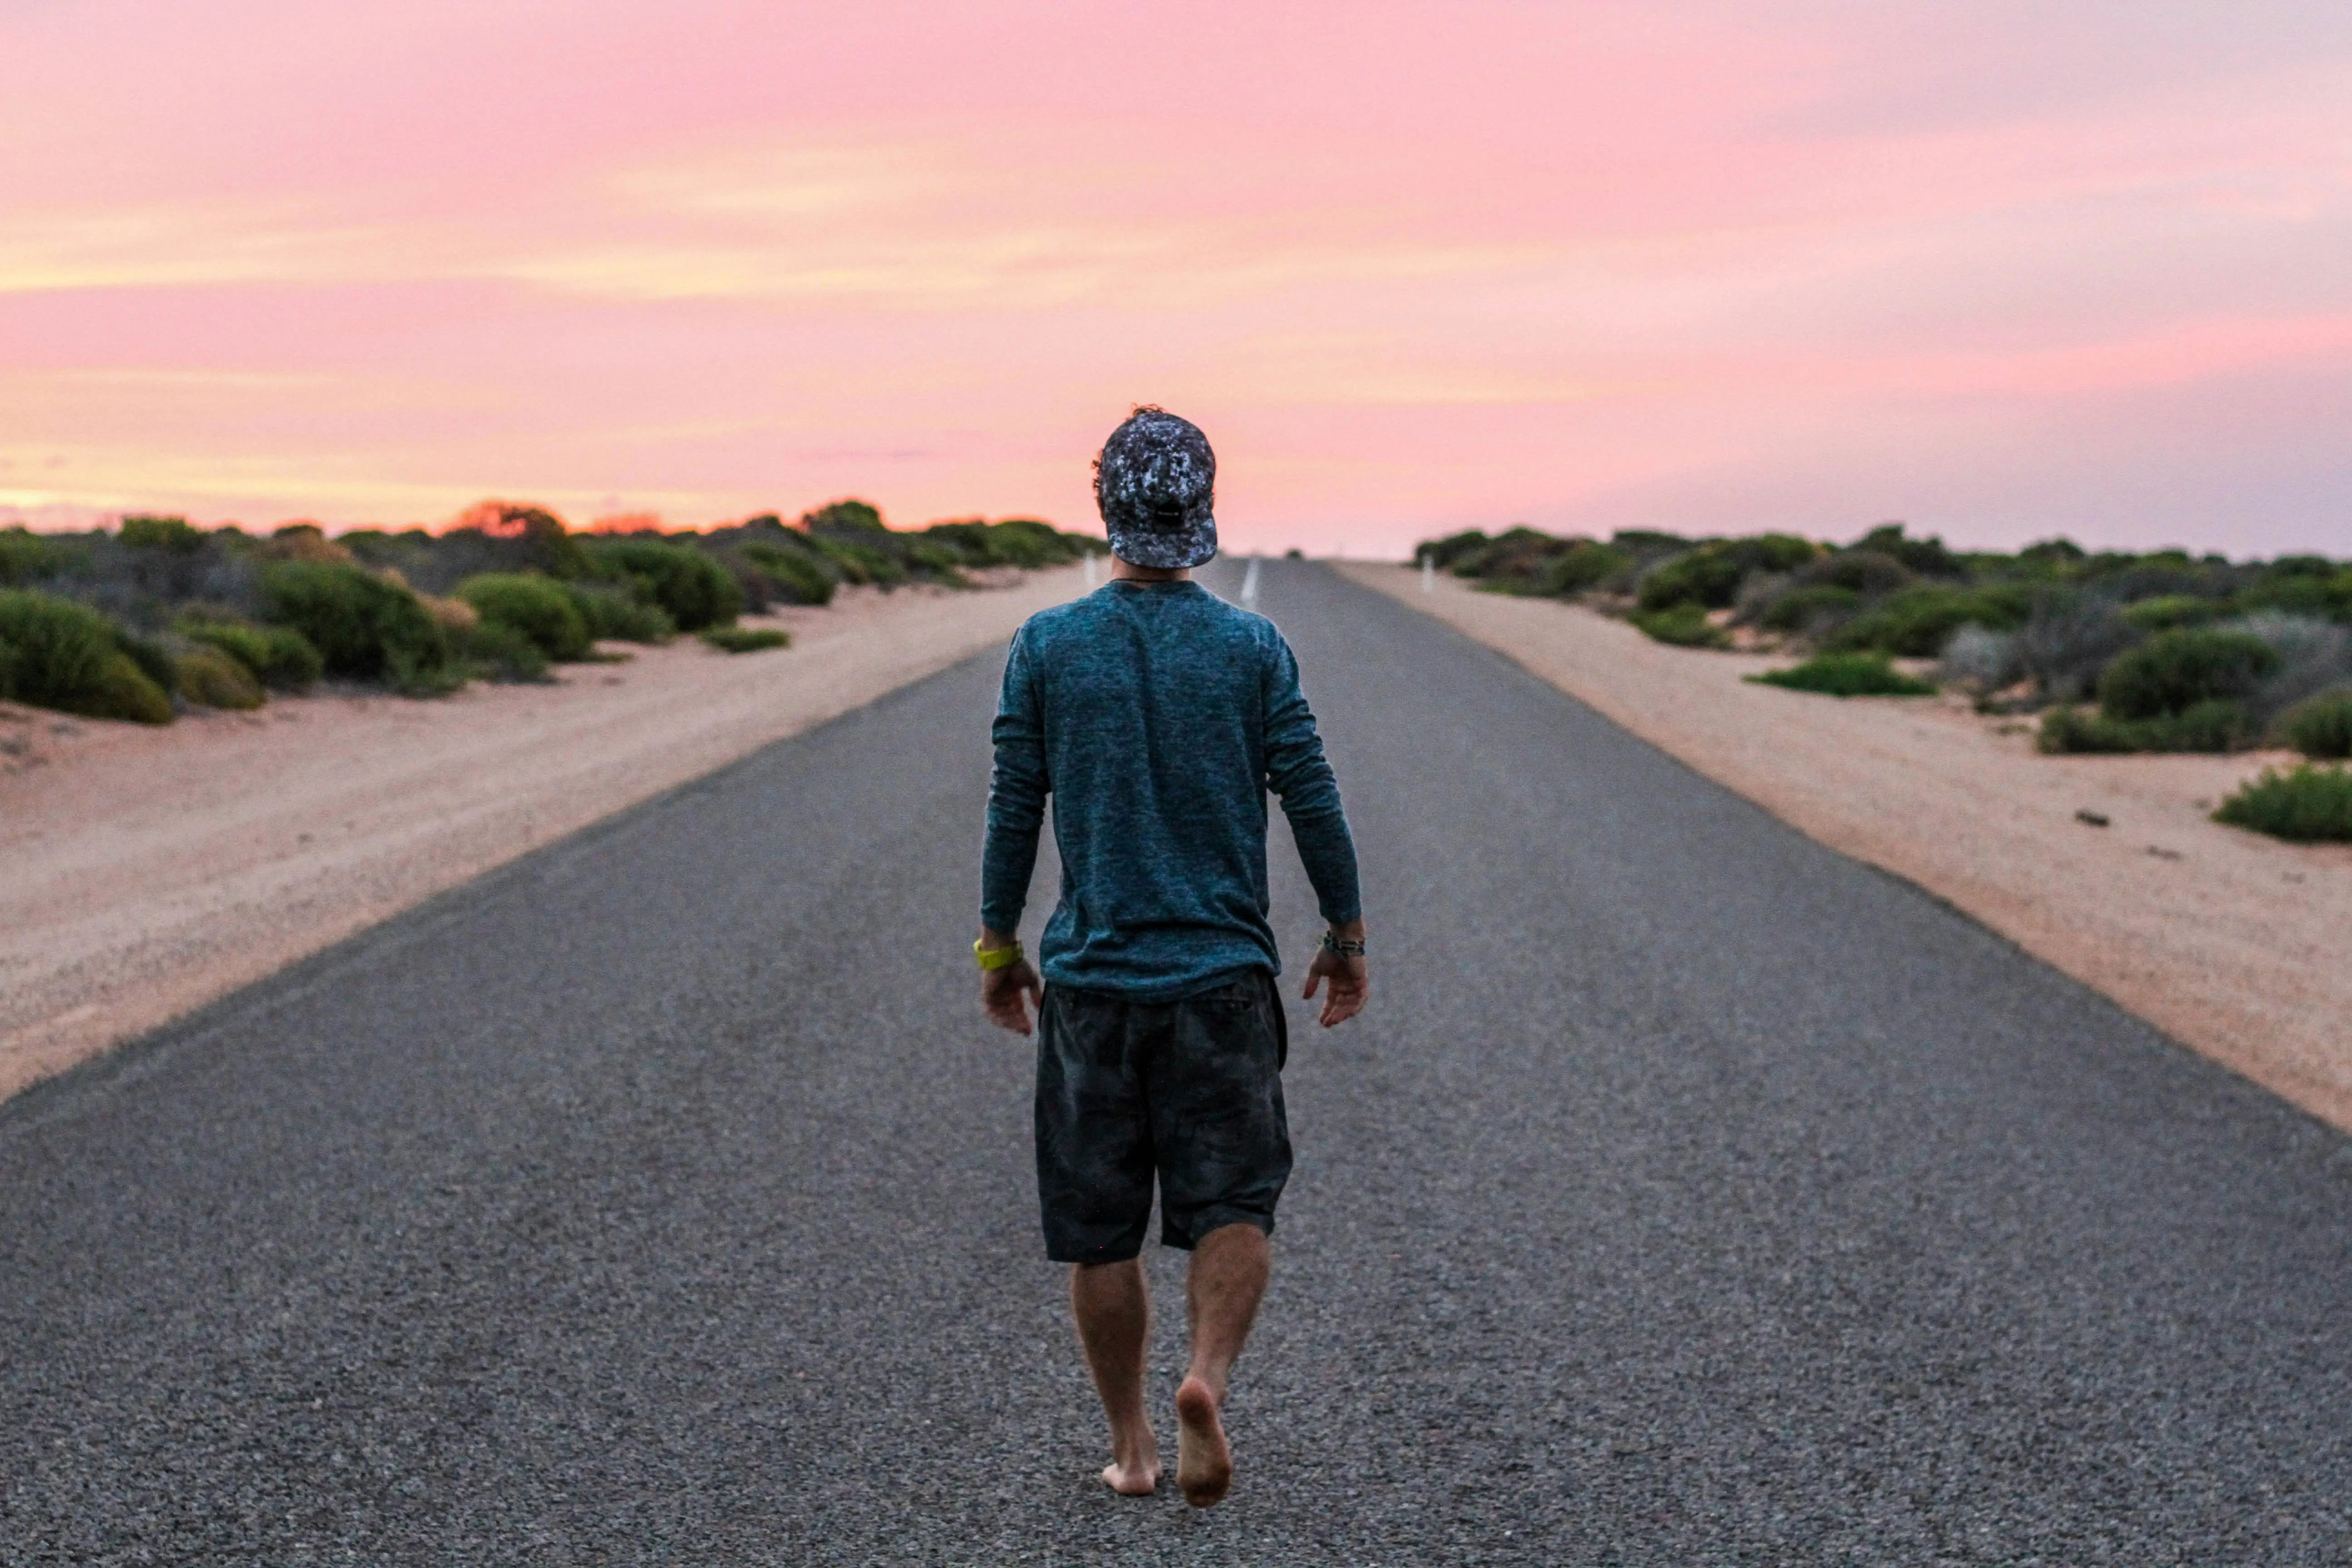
[6,0,2351,554]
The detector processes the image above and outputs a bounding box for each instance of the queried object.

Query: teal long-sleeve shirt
[980,579,1362,1000]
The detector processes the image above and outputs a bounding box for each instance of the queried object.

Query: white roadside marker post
[1241,554,1261,608]
[1421,552,1435,593]
[1083,554,1098,589]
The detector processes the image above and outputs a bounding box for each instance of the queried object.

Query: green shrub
[2280,688,2352,759]
[260,560,451,689]
[800,499,886,532]
[984,519,1085,568]
[583,539,745,629]
[1630,603,1724,647]
[1637,548,1742,612]
[808,534,906,588]
[1850,523,1964,578]
[0,529,59,586]
[118,514,206,553]
[2120,594,2225,632]
[1759,583,1862,632]
[700,626,791,653]
[1421,529,1493,572]
[1637,536,1817,612]
[446,501,593,579]
[113,630,179,697]
[2038,699,2248,754]
[2213,764,2352,842]
[1748,653,1936,697]
[2096,628,2278,720]
[1800,549,1915,598]
[455,573,592,661]
[562,582,676,642]
[2243,564,2352,622]
[456,618,551,682]
[737,541,836,607]
[180,617,322,691]
[1822,584,2033,657]
[1539,542,1632,596]
[173,646,265,710]
[906,541,971,586]
[0,590,173,724]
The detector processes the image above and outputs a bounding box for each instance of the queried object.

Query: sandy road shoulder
[1341,560,2352,1133]
[0,570,1085,1101]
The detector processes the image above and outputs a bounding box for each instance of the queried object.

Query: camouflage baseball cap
[1094,407,1218,570]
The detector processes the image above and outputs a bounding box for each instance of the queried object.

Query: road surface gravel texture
[3,559,2347,1565]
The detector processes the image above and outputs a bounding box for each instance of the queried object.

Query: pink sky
[5,0,2351,556]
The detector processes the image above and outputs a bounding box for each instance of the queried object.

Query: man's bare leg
[1175,1222,1270,1508]
[1071,1259,1160,1495]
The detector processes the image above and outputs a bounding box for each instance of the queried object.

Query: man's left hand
[980,932,1045,1035]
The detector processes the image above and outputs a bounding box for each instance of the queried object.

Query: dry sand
[1342,561,2352,1133]
[0,568,1086,1100]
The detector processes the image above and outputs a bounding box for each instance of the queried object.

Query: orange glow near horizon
[5,1,2352,556]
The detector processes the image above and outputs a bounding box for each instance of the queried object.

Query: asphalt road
[4,558,2348,1565]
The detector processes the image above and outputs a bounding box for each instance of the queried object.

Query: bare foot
[1100,1453,1161,1496]
[1174,1376,1233,1508]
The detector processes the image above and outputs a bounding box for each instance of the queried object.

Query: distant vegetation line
[0,499,1107,725]
[1421,522,2352,841]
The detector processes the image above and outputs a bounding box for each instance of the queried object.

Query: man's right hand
[1302,918,1370,1028]
[979,929,1045,1035]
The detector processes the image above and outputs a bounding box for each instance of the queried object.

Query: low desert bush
[119,514,207,553]
[1758,583,1862,633]
[736,541,836,607]
[2241,563,2352,622]
[1796,548,1915,598]
[1637,535,1818,612]
[2038,699,2248,755]
[2015,594,2141,703]
[0,590,173,724]
[808,533,907,589]
[563,581,676,642]
[982,518,1091,568]
[260,561,452,691]
[1539,541,1633,596]
[113,630,180,698]
[906,541,971,587]
[700,625,791,653]
[1850,523,1965,578]
[1421,529,1493,572]
[2096,628,2278,721]
[2212,764,2352,842]
[0,528,63,585]
[1629,603,1724,647]
[1939,625,2023,690]
[1749,653,1936,697]
[583,539,744,630]
[2237,612,2352,726]
[179,617,322,691]
[801,499,885,532]
[173,646,265,709]
[1822,584,2033,658]
[456,618,552,682]
[456,573,592,661]
[2120,594,2225,632]
[2280,689,2352,759]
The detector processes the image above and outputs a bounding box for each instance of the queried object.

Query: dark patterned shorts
[1034,970,1293,1264]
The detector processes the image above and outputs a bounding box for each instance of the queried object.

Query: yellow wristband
[975,938,1024,971]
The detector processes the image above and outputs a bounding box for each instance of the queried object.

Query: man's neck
[1109,558,1190,584]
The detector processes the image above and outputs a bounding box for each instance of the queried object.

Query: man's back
[981,578,1357,999]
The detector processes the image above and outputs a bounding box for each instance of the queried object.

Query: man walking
[976,407,1368,1508]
